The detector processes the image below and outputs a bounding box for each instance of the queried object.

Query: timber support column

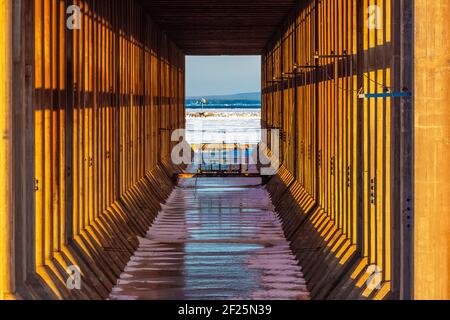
[0,0,14,300]
[414,0,450,300]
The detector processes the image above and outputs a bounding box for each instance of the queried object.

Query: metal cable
[322,61,360,94]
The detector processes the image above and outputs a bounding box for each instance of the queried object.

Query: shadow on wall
[28,162,182,300]
[266,167,391,300]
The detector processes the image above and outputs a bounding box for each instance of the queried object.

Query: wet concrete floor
[110,178,309,300]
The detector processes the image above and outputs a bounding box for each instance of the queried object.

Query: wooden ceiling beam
[137,0,297,55]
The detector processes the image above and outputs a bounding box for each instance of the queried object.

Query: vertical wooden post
[65,0,74,240]
[399,0,414,300]
[413,0,450,300]
[0,0,14,300]
[11,0,36,298]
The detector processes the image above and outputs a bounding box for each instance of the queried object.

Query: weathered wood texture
[138,0,297,55]
[32,0,184,299]
[414,0,450,300]
[1,0,448,301]
[262,0,413,300]
[0,0,14,301]
[1,0,185,299]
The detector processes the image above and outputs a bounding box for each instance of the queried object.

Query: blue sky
[186,56,261,97]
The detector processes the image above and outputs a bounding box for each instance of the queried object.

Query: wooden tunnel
[0,0,449,300]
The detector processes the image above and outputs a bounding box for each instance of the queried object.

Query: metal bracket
[314,51,351,59]
[371,178,377,205]
[330,156,335,176]
[293,65,319,69]
[358,92,412,99]
[267,79,284,84]
[347,166,352,188]
[318,150,322,167]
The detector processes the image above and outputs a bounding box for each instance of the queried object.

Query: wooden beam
[414,0,450,300]
[0,0,14,300]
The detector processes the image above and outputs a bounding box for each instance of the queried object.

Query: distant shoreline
[186,93,261,109]
[186,107,261,119]
[186,101,261,109]
[186,106,261,109]
[186,92,261,101]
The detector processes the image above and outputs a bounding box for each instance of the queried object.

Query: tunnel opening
[184,55,263,176]
[1,0,449,301]
[109,55,310,300]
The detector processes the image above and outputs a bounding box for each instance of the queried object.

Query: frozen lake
[186,108,262,145]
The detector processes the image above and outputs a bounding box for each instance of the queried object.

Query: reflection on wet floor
[110,178,310,300]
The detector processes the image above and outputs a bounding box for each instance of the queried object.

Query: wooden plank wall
[5,0,185,299]
[414,0,450,300]
[0,0,14,300]
[263,0,412,299]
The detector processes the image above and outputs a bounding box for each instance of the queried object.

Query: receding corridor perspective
[110,178,309,300]
[1,0,450,301]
